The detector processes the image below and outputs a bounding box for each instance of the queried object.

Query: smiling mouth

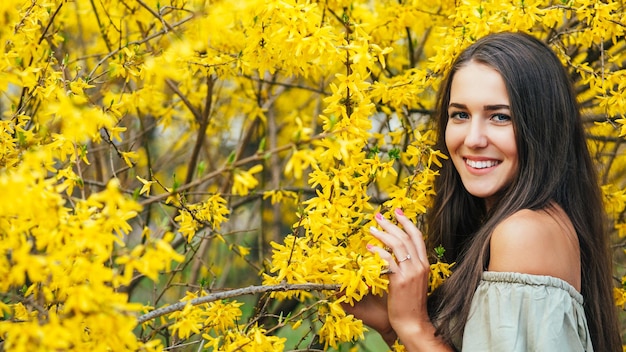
[464,159,501,169]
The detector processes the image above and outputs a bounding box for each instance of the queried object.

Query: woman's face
[445,62,519,206]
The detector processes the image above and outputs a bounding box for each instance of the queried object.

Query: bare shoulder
[488,207,581,290]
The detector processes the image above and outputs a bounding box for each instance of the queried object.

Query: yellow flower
[204,300,244,334]
[169,303,203,340]
[232,164,263,196]
[430,261,455,293]
[615,287,626,309]
[318,302,366,349]
[136,176,156,196]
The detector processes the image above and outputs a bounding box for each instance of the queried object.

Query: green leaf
[435,245,446,259]
[388,148,401,160]
[227,151,236,164]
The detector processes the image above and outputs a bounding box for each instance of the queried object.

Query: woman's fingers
[392,208,429,265]
[371,211,422,265]
[366,210,433,341]
[368,209,431,276]
[366,240,399,272]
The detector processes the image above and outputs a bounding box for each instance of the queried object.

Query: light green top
[458,271,593,351]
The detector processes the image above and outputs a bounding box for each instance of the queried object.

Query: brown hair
[426,32,621,351]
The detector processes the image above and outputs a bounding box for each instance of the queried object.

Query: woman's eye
[491,113,511,122]
[450,111,469,120]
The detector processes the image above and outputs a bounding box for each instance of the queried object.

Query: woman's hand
[368,208,433,341]
[341,208,451,351]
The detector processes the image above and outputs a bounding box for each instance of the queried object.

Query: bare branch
[138,132,329,207]
[136,0,176,33]
[87,14,195,80]
[136,283,340,325]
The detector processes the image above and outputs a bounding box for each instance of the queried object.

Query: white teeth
[465,159,499,169]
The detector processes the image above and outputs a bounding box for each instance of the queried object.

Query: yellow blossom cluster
[0,0,625,351]
[169,292,243,340]
[174,194,231,242]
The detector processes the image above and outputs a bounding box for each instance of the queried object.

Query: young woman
[343,32,622,351]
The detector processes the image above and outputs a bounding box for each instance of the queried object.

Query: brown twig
[87,14,195,80]
[136,283,339,325]
[138,132,329,207]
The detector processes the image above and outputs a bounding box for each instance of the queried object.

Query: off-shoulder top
[456,271,593,351]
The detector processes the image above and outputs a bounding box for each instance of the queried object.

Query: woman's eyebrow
[448,102,466,109]
[448,103,510,111]
[484,104,510,111]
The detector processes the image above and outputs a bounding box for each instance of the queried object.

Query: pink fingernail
[375,212,383,221]
[395,208,404,216]
[366,244,373,250]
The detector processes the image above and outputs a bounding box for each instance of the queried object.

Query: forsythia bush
[0,0,625,350]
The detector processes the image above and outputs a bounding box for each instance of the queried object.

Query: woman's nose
[464,119,488,148]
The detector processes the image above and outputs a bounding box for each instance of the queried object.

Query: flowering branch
[136,283,340,325]
[138,132,330,206]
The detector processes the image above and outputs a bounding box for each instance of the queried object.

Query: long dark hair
[426,32,621,351]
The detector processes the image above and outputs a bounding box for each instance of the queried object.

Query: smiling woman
[445,62,518,206]
[342,32,622,352]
